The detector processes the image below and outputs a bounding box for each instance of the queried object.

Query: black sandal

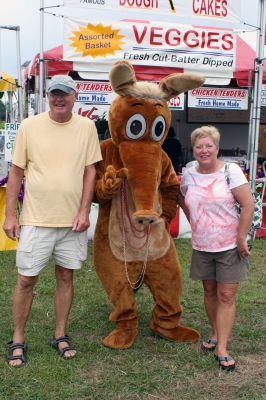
[215,355,236,372]
[201,338,218,352]
[7,341,27,368]
[50,335,76,359]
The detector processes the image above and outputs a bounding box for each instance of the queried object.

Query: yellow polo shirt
[12,112,102,227]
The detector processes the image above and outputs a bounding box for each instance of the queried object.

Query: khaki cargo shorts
[190,247,249,283]
[16,226,88,276]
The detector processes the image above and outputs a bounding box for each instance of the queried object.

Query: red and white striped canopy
[23,45,73,81]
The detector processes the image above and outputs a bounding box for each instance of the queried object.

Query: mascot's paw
[102,326,138,349]
[150,322,200,343]
[102,165,128,196]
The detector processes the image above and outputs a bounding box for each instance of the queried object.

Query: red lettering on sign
[169,96,181,106]
[77,106,99,120]
[133,25,148,44]
[206,32,220,49]
[191,88,247,98]
[221,33,233,50]
[183,30,199,48]
[120,0,159,9]
[192,0,228,18]
[75,82,112,93]
[165,29,181,46]
[132,24,234,51]
[150,27,163,45]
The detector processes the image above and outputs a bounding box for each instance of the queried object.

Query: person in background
[3,75,102,367]
[103,125,110,140]
[162,126,183,174]
[178,125,254,372]
[0,135,4,153]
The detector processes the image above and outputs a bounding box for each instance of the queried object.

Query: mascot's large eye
[126,114,146,140]
[151,116,166,141]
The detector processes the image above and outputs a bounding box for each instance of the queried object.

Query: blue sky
[0,0,261,78]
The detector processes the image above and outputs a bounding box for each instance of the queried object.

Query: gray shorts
[16,226,88,276]
[190,247,249,283]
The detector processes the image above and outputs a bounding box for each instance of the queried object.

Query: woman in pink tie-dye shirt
[179,126,254,372]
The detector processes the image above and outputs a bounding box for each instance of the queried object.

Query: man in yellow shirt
[3,75,102,367]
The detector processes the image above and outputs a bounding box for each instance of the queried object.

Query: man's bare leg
[9,274,38,367]
[54,265,76,358]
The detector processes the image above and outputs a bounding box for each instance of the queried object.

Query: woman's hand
[177,189,190,222]
[232,183,254,259]
[236,237,251,259]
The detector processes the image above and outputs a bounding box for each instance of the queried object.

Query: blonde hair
[191,125,220,147]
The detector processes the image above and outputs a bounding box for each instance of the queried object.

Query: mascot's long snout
[119,140,162,225]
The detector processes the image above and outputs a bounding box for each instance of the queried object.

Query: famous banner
[63,17,236,80]
[63,0,241,25]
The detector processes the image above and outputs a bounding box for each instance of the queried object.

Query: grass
[0,238,265,400]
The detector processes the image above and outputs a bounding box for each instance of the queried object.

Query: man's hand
[3,164,24,240]
[3,215,20,241]
[72,210,90,232]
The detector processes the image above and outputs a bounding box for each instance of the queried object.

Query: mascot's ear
[109,60,137,95]
[159,73,205,101]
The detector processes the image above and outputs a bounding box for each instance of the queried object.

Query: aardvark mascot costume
[93,61,205,349]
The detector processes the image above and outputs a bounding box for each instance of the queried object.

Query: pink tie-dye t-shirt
[180,163,247,252]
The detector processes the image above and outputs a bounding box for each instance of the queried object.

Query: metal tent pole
[249,0,266,191]
[247,69,254,164]
[15,27,23,122]
[0,25,23,122]
[39,0,44,113]
[0,30,2,76]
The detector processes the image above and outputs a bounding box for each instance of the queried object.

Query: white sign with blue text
[261,85,266,106]
[4,123,20,162]
[75,81,116,105]
[188,87,248,110]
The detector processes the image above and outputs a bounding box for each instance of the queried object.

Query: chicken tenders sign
[63,0,241,25]
[64,18,236,80]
